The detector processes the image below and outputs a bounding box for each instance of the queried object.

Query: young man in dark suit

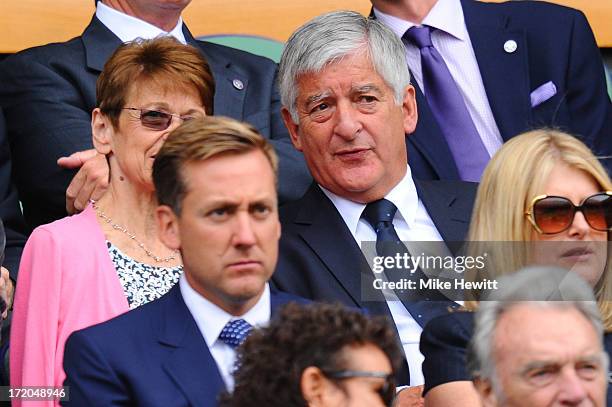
[62,117,305,406]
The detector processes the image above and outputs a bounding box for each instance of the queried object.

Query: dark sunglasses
[525,192,612,234]
[323,370,396,406]
[122,107,198,131]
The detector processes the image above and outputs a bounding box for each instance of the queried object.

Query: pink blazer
[10,204,129,406]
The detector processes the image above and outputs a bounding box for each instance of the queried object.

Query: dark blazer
[420,311,612,406]
[403,0,612,180]
[0,16,311,234]
[272,179,477,384]
[0,109,26,279]
[62,284,305,407]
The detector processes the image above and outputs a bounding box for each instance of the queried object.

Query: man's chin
[223,279,267,303]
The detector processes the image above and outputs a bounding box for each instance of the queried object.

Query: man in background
[0,0,311,249]
[372,0,612,181]
[471,267,608,407]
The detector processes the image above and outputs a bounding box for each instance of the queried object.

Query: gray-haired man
[470,267,608,407]
[272,11,478,404]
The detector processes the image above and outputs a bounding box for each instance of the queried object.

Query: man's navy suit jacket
[62,284,305,407]
[0,15,311,242]
[404,0,612,181]
[272,179,478,384]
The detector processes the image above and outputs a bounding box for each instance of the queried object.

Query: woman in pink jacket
[10,37,214,404]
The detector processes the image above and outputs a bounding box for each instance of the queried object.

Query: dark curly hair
[219,302,402,407]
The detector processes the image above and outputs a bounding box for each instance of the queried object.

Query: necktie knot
[404,25,433,49]
[362,199,398,229]
[219,319,252,349]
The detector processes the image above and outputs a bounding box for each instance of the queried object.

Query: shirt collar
[320,165,420,234]
[373,7,412,41]
[179,275,271,348]
[96,1,187,44]
[374,0,466,41]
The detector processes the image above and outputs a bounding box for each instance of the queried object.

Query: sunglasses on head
[323,370,396,406]
[122,107,198,131]
[525,191,612,235]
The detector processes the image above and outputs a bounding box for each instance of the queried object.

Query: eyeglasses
[525,192,612,234]
[122,107,198,131]
[323,370,396,406]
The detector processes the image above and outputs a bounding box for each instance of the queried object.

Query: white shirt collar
[179,274,271,348]
[96,1,187,45]
[320,165,420,235]
[373,0,466,41]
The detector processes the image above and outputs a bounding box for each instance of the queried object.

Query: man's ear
[401,85,418,135]
[156,205,181,251]
[473,377,498,407]
[91,108,114,155]
[281,107,304,152]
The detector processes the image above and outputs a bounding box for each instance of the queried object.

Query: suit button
[232,79,244,90]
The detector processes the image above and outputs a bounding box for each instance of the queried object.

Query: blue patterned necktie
[403,25,489,182]
[219,319,253,349]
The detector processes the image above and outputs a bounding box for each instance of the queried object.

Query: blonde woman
[420,129,612,407]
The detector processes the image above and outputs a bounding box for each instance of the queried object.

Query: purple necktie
[404,25,489,181]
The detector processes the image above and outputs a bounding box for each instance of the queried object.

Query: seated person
[220,302,402,407]
[10,37,212,399]
[0,0,310,317]
[0,0,309,231]
[272,11,478,395]
[470,267,608,407]
[420,129,612,406]
[370,0,612,181]
[62,116,305,406]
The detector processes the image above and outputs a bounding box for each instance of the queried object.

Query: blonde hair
[466,129,612,330]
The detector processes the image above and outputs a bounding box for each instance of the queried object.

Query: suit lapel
[184,27,248,120]
[159,286,226,407]
[295,185,391,317]
[269,290,305,314]
[461,0,531,141]
[408,81,461,179]
[415,180,472,242]
[82,16,123,73]
[82,20,249,121]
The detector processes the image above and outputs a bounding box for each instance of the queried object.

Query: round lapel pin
[504,40,518,53]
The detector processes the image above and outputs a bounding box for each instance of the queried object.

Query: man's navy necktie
[219,319,253,349]
[362,198,404,259]
[403,25,489,182]
[362,198,455,326]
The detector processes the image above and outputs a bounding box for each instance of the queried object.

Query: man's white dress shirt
[96,1,187,44]
[180,275,271,391]
[321,165,446,386]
